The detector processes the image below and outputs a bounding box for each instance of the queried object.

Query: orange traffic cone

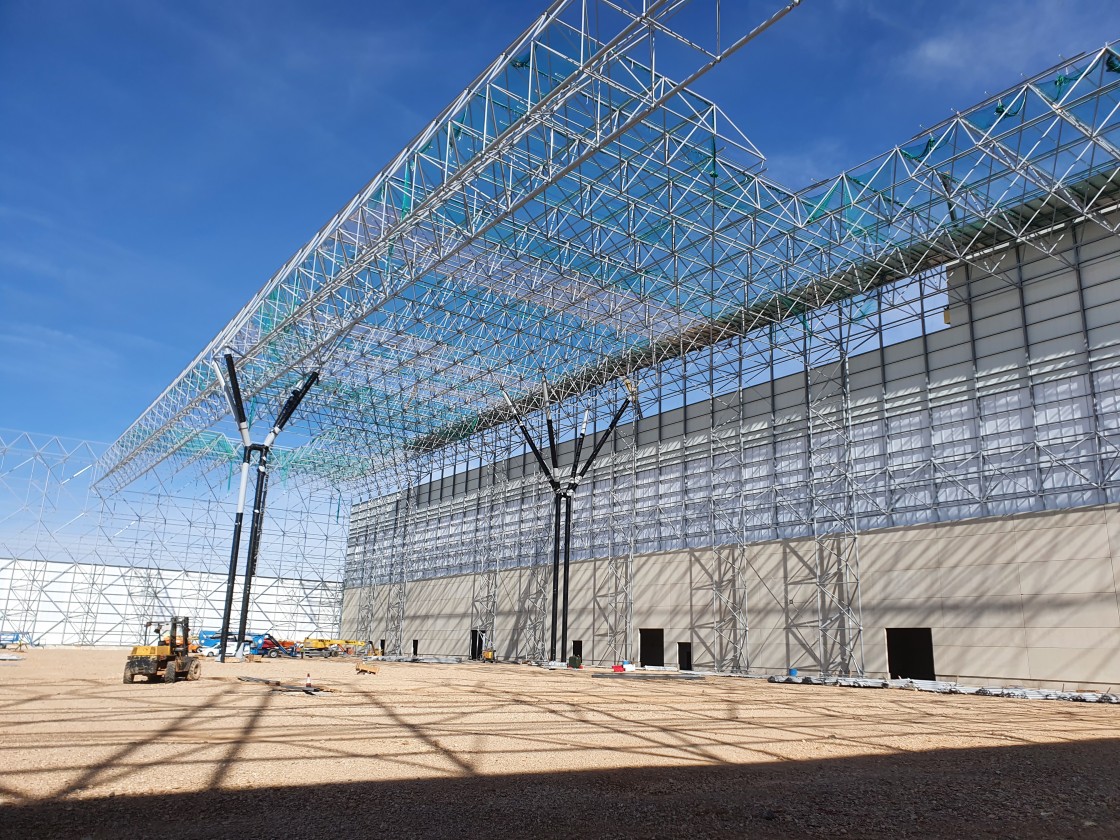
[305,673,312,688]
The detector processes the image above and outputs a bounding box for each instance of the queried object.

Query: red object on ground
[612,665,625,673]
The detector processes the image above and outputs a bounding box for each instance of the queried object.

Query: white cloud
[901,0,1116,89]
[0,322,119,381]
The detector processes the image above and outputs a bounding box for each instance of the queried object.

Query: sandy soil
[0,648,1117,839]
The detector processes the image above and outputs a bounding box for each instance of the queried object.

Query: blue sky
[1,0,1116,443]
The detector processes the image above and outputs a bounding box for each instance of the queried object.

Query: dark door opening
[677,641,693,671]
[379,638,386,656]
[639,628,664,667]
[886,627,935,680]
[470,629,484,660]
[572,640,583,659]
[411,639,419,658]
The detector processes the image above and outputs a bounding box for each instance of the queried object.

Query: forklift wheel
[163,665,177,684]
[123,669,132,684]
[187,659,202,681]
[268,649,279,658]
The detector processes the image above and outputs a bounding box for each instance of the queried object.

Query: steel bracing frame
[68,2,1120,673]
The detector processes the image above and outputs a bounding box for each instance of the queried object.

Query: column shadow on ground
[2,737,1117,840]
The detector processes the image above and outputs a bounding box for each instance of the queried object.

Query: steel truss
[95,33,1120,501]
[74,2,1120,673]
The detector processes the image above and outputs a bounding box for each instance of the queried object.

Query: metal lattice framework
[95,20,1120,494]
[80,2,1120,672]
[0,430,344,644]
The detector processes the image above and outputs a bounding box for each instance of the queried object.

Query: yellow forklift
[124,616,202,683]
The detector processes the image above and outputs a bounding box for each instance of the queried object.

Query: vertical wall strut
[795,300,870,677]
[469,448,504,659]
[603,420,639,666]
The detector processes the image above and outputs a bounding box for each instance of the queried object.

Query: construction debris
[272,684,333,696]
[237,674,336,695]
[592,672,705,681]
[765,674,1120,703]
[768,675,888,689]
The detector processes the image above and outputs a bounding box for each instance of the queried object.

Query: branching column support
[504,388,631,662]
[214,353,317,661]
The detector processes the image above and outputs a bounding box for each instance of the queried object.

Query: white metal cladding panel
[0,557,341,645]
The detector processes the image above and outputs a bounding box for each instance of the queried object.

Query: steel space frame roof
[94,0,1120,492]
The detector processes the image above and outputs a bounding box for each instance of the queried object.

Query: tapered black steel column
[545,403,562,662]
[218,352,252,664]
[236,444,270,651]
[560,492,573,662]
[234,370,319,651]
[218,446,252,662]
[226,368,318,657]
[560,412,588,663]
[550,492,562,661]
[502,388,634,664]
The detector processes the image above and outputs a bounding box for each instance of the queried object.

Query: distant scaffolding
[0,431,344,644]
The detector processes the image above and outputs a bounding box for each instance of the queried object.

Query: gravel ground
[0,648,1117,838]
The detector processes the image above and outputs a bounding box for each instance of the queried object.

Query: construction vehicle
[0,631,31,651]
[303,637,369,656]
[124,616,202,683]
[301,638,340,658]
[250,633,299,658]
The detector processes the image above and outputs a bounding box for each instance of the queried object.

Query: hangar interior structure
[4,1,1120,688]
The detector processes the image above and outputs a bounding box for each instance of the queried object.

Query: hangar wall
[344,503,1120,689]
[344,213,1120,688]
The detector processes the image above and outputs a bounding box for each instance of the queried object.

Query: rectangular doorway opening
[677,641,693,671]
[379,638,385,656]
[886,627,935,680]
[411,639,419,658]
[572,640,583,660]
[470,629,484,660]
[639,628,664,667]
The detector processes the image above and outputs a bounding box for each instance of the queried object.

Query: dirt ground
[0,648,1117,839]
